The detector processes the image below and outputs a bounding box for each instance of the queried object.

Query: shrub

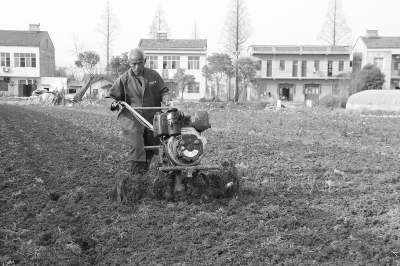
[314,93,349,109]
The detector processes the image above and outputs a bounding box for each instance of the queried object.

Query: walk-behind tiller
[116,101,239,199]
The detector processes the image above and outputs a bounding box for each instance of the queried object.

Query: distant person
[105,48,173,174]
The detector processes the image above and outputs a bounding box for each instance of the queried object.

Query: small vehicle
[116,101,239,199]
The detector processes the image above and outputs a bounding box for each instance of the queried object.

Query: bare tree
[149,4,171,38]
[69,34,86,80]
[318,0,352,46]
[192,21,200,39]
[70,34,86,58]
[97,0,119,76]
[222,0,252,102]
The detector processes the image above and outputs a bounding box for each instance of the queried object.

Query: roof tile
[0,30,49,47]
[139,39,207,49]
[361,36,400,48]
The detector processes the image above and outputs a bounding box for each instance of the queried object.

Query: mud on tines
[107,102,240,205]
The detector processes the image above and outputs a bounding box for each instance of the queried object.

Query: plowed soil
[1,102,400,266]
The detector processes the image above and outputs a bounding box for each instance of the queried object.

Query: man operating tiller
[105,48,173,174]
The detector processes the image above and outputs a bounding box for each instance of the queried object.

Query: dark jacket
[105,67,171,121]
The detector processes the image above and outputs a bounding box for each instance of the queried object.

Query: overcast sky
[1,0,399,68]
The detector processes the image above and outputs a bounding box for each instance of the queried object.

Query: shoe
[130,161,148,175]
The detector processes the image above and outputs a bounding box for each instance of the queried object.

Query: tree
[149,4,171,38]
[74,51,100,99]
[75,51,100,77]
[55,66,68,77]
[318,0,352,46]
[221,0,252,101]
[202,53,234,100]
[110,52,130,76]
[97,0,119,76]
[235,57,258,102]
[352,64,386,92]
[173,68,195,102]
[192,21,200,39]
[70,34,86,58]
[69,34,87,80]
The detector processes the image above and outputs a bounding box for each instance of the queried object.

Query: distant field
[1,102,400,265]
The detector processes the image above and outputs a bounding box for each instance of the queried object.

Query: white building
[352,29,400,90]
[248,44,351,102]
[0,24,66,97]
[138,33,207,101]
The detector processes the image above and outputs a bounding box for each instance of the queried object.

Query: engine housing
[164,127,207,166]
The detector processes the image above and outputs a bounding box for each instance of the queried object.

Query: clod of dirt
[38,232,53,246]
[49,192,60,201]
[74,237,97,252]
[108,160,240,205]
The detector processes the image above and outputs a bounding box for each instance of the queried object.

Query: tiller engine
[118,102,222,177]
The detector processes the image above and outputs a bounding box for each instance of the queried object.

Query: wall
[365,50,391,90]
[39,77,67,92]
[39,33,55,77]
[0,46,40,77]
[83,79,112,99]
[254,53,350,79]
[143,51,207,100]
[352,37,366,71]
[0,77,66,96]
[248,79,341,102]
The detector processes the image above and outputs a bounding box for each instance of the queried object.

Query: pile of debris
[28,89,63,105]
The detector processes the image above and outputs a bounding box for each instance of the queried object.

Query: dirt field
[1,102,400,266]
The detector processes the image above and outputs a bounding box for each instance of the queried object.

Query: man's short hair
[128,48,146,60]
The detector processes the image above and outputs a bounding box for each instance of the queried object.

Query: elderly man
[106,48,172,174]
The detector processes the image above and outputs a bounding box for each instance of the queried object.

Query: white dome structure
[346,90,400,112]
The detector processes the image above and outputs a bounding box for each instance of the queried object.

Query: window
[14,53,36,68]
[0,80,8,91]
[292,60,298,77]
[279,60,285,71]
[1,53,10,67]
[256,60,262,71]
[187,82,199,93]
[339,61,344,71]
[314,60,320,71]
[266,60,272,77]
[374,58,384,70]
[394,57,400,70]
[304,84,320,94]
[163,56,180,69]
[69,88,77,94]
[146,56,158,69]
[327,60,333,77]
[301,60,307,77]
[188,56,200,70]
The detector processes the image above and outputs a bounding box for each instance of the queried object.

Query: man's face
[129,53,145,76]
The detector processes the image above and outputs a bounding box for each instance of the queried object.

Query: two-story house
[0,24,65,97]
[247,45,352,102]
[138,32,207,101]
[352,29,400,90]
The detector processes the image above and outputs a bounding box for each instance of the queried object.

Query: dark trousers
[118,111,159,162]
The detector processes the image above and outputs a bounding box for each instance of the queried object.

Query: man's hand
[110,101,120,111]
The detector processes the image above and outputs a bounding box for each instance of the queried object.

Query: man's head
[128,48,146,76]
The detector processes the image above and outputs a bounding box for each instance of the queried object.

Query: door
[18,80,33,97]
[304,84,320,101]
[23,84,32,96]
[278,84,294,101]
